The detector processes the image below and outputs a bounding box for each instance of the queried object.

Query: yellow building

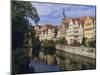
[84,17,95,39]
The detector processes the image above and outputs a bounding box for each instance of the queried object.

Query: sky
[30,2,96,26]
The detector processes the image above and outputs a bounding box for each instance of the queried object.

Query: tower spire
[63,9,66,18]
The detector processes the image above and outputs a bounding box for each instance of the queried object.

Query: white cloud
[31,2,96,25]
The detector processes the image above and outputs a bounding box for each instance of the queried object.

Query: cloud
[32,2,56,16]
[31,2,96,26]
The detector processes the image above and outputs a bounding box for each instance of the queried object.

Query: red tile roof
[62,16,95,25]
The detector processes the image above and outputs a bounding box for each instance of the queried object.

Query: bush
[32,36,41,57]
[47,44,56,55]
[57,54,65,60]
[72,40,80,46]
[42,40,56,55]
[56,37,67,45]
[81,37,87,46]
[87,40,96,48]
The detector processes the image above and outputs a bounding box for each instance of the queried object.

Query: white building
[47,28,55,40]
[38,24,56,41]
[78,24,83,44]
[66,19,74,44]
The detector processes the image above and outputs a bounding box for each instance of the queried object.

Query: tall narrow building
[59,9,69,37]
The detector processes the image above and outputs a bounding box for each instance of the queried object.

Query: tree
[42,40,56,55]
[12,1,40,49]
[87,39,96,48]
[81,37,87,46]
[12,1,40,74]
[47,44,56,55]
[32,34,41,57]
[57,37,67,45]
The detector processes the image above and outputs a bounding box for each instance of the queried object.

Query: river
[29,60,60,73]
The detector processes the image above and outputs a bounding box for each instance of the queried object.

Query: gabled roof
[61,16,96,28]
[62,18,70,24]
[72,18,80,24]
[89,16,96,22]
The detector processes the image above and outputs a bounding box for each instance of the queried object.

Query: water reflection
[29,60,60,72]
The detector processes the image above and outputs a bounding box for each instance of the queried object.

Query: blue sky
[30,2,96,26]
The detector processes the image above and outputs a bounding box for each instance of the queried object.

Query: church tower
[60,9,67,37]
[62,9,66,21]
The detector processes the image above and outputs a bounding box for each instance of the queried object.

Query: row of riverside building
[33,11,96,45]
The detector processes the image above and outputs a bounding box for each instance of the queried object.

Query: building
[34,25,41,37]
[66,19,74,44]
[59,9,69,38]
[60,16,95,45]
[84,17,96,40]
[73,19,80,41]
[38,24,57,41]
[78,24,83,44]
[34,9,96,45]
[66,18,82,44]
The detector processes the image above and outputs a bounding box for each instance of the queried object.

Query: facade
[56,29,60,39]
[58,9,69,38]
[34,25,41,37]
[34,15,95,45]
[35,24,57,41]
[66,19,74,44]
[47,27,55,40]
[66,19,81,44]
[73,20,80,40]
[57,16,95,45]
[59,18,69,37]
[78,24,83,44]
[84,17,95,40]
[39,30,47,41]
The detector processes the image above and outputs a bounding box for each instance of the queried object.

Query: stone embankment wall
[56,44,96,70]
[56,44,96,58]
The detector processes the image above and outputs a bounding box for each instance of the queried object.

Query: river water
[29,60,60,73]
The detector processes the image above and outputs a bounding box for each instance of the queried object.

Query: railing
[56,44,96,59]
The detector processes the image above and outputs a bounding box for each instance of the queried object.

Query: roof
[62,18,70,24]
[37,24,57,33]
[61,16,95,28]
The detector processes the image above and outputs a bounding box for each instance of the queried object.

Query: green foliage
[12,1,40,74]
[12,1,40,24]
[12,48,30,74]
[12,1,40,49]
[81,37,96,48]
[46,44,56,55]
[32,36,41,57]
[87,40,96,48]
[58,54,65,61]
[57,37,67,45]
[81,37,87,46]
[42,40,56,55]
